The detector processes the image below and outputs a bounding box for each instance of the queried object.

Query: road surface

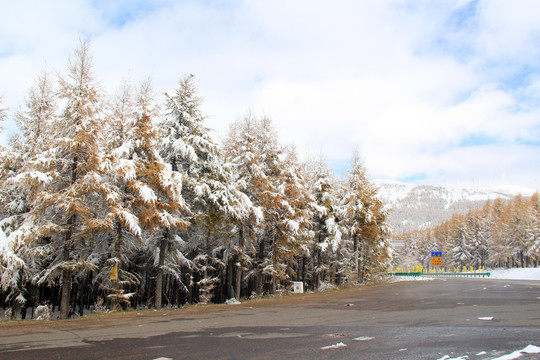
[1,278,539,359]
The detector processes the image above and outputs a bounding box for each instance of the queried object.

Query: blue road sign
[431,251,442,257]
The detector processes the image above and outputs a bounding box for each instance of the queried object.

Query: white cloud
[1,0,539,189]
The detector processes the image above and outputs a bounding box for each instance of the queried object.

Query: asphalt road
[1,278,539,360]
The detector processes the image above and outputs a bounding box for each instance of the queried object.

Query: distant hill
[373,180,536,235]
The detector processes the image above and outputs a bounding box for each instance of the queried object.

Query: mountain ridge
[373,180,537,235]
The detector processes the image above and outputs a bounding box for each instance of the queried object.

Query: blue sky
[1,0,539,190]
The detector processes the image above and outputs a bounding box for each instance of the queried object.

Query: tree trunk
[234,226,244,299]
[60,234,72,320]
[301,255,306,283]
[60,157,78,320]
[111,221,122,311]
[257,239,265,295]
[353,235,359,280]
[155,233,168,309]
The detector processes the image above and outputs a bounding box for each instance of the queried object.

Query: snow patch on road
[478,316,494,321]
[321,342,347,350]
[353,336,375,341]
[491,344,540,360]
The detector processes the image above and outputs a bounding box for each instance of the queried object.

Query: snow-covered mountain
[373,180,537,235]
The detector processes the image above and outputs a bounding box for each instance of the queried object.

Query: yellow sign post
[110,263,118,281]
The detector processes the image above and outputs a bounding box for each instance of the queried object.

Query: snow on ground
[489,268,540,280]
[321,342,347,350]
[438,345,540,360]
[491,345,540,360]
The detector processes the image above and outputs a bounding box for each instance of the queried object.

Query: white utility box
[293,281,304,293]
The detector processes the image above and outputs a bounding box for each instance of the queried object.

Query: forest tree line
[0,41,391,319]
[394,193,540,270]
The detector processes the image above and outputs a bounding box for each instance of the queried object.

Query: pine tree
[0,71,59,318]
[223,112,285,295]
[464,210,490,268]
[96,79,143,309]
[305,156,341,289]
[449,215,471,268]
[161,75,249,302]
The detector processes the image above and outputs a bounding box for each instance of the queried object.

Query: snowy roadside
[488,268,540,281]
[391,268,540,282]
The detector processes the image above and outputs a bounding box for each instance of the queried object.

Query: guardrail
[388,272,422,277]
[423,272,490,278]
[388,272,491,278]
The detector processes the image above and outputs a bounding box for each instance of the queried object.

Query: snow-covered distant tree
[525,193,540,261]
[0,96,6,145]
[14,71,58,155]
[508,195,530,266]
[450,216,472,268]
[488,198,513,266]
[463,210,490,268]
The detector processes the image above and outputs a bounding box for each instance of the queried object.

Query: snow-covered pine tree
[161,75,250,302]
[128,79,190,309]
[270,145,312,291]
[463,210,490,268]
[95,79,143,309]
[449,215,472,268]
[304,156,342,289]
[223,116,266,298]
[0,71,59,318]
[224,112,285,295]
[251,116,291,294]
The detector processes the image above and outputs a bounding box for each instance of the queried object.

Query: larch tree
[270,145,312,291]
[342,153,390,283]
[488,198,513,266]
[251,116,288,294]
[25,40,107,319]
[127,79,190,309]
